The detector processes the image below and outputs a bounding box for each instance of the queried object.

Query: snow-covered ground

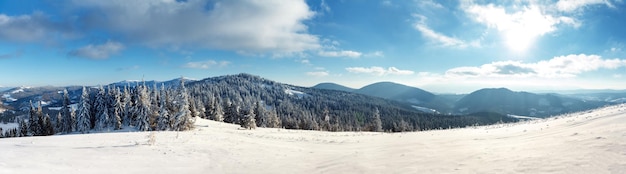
[48,103,78,111]
[1,104,626,173]
[284,88,307,98]
[0,122,18,133]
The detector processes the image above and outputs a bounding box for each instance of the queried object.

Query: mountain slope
[185,74,515,131]
[355,82,436,104]
[455,88,605,117]
[2,104,624,173]
[312,82,355,92]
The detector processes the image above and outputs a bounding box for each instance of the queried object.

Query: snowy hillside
[1,104,625,173]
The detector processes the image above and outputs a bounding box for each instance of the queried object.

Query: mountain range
[311,82,622,117]
[1,74,624,121]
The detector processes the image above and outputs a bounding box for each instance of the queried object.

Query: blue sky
[1,0,625,93]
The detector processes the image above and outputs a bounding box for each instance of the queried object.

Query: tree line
[1,80,195,138]
[1,74,517,138]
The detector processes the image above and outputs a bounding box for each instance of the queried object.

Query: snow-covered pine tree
[122,86,132,127]
[267,107,281,128]
[188,96,198,118]
[76,86,92,133]
[111,87,123,130]
[241,107,256,130]
[321,107,331,131]
[56,112,63,133]
[28,100,38,136]
[196,99,206,119]
[61,89,73,133]
[35,101,46,135]
[372,108,382,132]
[254,102,267,127]
[94,86,109,131]
[70,108,76,132]
[157,84,170,131]
[18,118,28,137]
[42,113,54,135]
[134,84,151,131]
[223,99,239,124]
[149,84,160,130]
[210,96,224,122]
[171,78,194,131]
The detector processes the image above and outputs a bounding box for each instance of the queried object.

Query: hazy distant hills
[311,83,355,92]
[355,82,436,104]
[313,82,622,117]
[454,88,605,117]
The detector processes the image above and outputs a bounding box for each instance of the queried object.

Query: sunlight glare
[504,29,536,52]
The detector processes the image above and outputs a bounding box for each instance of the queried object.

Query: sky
[1,0,625,93]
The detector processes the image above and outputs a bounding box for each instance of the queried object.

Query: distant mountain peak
[312,82,355,92]
[356,81,435,104]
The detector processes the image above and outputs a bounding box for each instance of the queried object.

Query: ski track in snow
[1,104,626,173]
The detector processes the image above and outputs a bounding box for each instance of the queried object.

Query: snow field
[1,104,625,173]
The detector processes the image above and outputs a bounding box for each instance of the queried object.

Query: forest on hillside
[0,74,518,138]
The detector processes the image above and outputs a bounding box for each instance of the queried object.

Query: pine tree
[61,89,72,133]
[94,86,109,131]
[56,112,63,133]
[223,99,239,124]
[42,113,55,135]
[122,86,132,127]
[18,119,28,137]
[149,85,160,130]
[267,107,281,128]
[134,84,151,131]
[111,87,123,130]
[371,108,382,132]
[35,101,45,135]
[28,100,38,136]
[254,102,267,127]
[240,107,256,130]
[321,107,331,131]
[171,78,194,131]
[157,84,170,131]
[211,97,224,122]
[76,86,92,133]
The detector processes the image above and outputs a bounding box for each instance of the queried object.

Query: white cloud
[445,54,626,78]
[346,66,414,76]
[306,71,329,77]
[183,60,230,69]
[318,50,362,58]
[364,51,384,57]
[300,59,311,65]
[459,0,619,51]
[413,15,475,48]
[463,3,580,51]
[556,0,614,12]
[69,0,319,54]
[0,12,72,42]
[68,41,124,59]
[418,0,444,9]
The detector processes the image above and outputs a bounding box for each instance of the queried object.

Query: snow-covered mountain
[0,86,13,92]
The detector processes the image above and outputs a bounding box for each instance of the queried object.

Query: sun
[504,29,536,52]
